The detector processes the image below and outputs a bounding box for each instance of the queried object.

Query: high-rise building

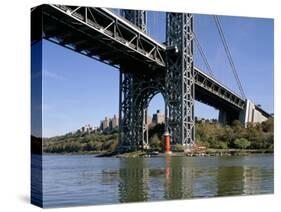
[101,116,110,131]
[111,114,119,129]
[100,115,119,131]
[152,110,165,124]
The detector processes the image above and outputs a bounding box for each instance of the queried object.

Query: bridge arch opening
[146,93,165,150]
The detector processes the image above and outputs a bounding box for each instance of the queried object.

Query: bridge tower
[118,10,194,151]
[120,10,147,33]
[165,13,195,149]
[118,9,151,151]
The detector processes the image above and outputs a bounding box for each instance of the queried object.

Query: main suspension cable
[213,15,246,98]
[193,32,214,77]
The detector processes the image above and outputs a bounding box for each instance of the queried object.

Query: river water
[33,154,273,207]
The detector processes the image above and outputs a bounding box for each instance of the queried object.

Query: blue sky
[34,11,274,137]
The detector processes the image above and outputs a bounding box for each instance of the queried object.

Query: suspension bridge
[31,4,271,151]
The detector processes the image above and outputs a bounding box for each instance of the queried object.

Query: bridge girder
[38,5,165,70]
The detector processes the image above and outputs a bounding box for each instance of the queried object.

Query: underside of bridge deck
[32,5,165,74]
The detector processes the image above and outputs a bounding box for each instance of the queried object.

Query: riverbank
[95,148,273,158]
[42,148,273,158]
[41,119,273,155]
[186,148,273,157]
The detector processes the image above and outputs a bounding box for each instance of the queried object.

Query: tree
[148,123,165,139]
[109,140,118,152]
[149,134,162,151]
[234,138,251,149]
[261,118,274,132]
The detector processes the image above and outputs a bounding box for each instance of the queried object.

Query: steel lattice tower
[166,13,195,148]
[119,10,194,151]
[121,10,147,33]
[119,9,151,151]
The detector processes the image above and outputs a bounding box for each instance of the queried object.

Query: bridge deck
[34,4,165,72]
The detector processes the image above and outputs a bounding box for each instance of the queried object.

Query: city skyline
[38,12,274,137]
[48,109,168,137]
[52,109,219,138]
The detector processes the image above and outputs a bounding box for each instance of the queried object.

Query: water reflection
[116,156,273,202]
[242,166,262,195]
[118,158,149,203]
[40,154,273,207]
[164,156,193,200]
[216,166,244,196]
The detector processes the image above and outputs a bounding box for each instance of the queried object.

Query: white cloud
[43,70,67,81]
[31,69,67,81]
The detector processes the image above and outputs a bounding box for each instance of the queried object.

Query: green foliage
[43,118,274,154]
[148,123,165,139]
[261,118,274,132]
[233,138,251,149]
[149,134,162,151]
[195,118,273,150]
[43,131,118,153]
